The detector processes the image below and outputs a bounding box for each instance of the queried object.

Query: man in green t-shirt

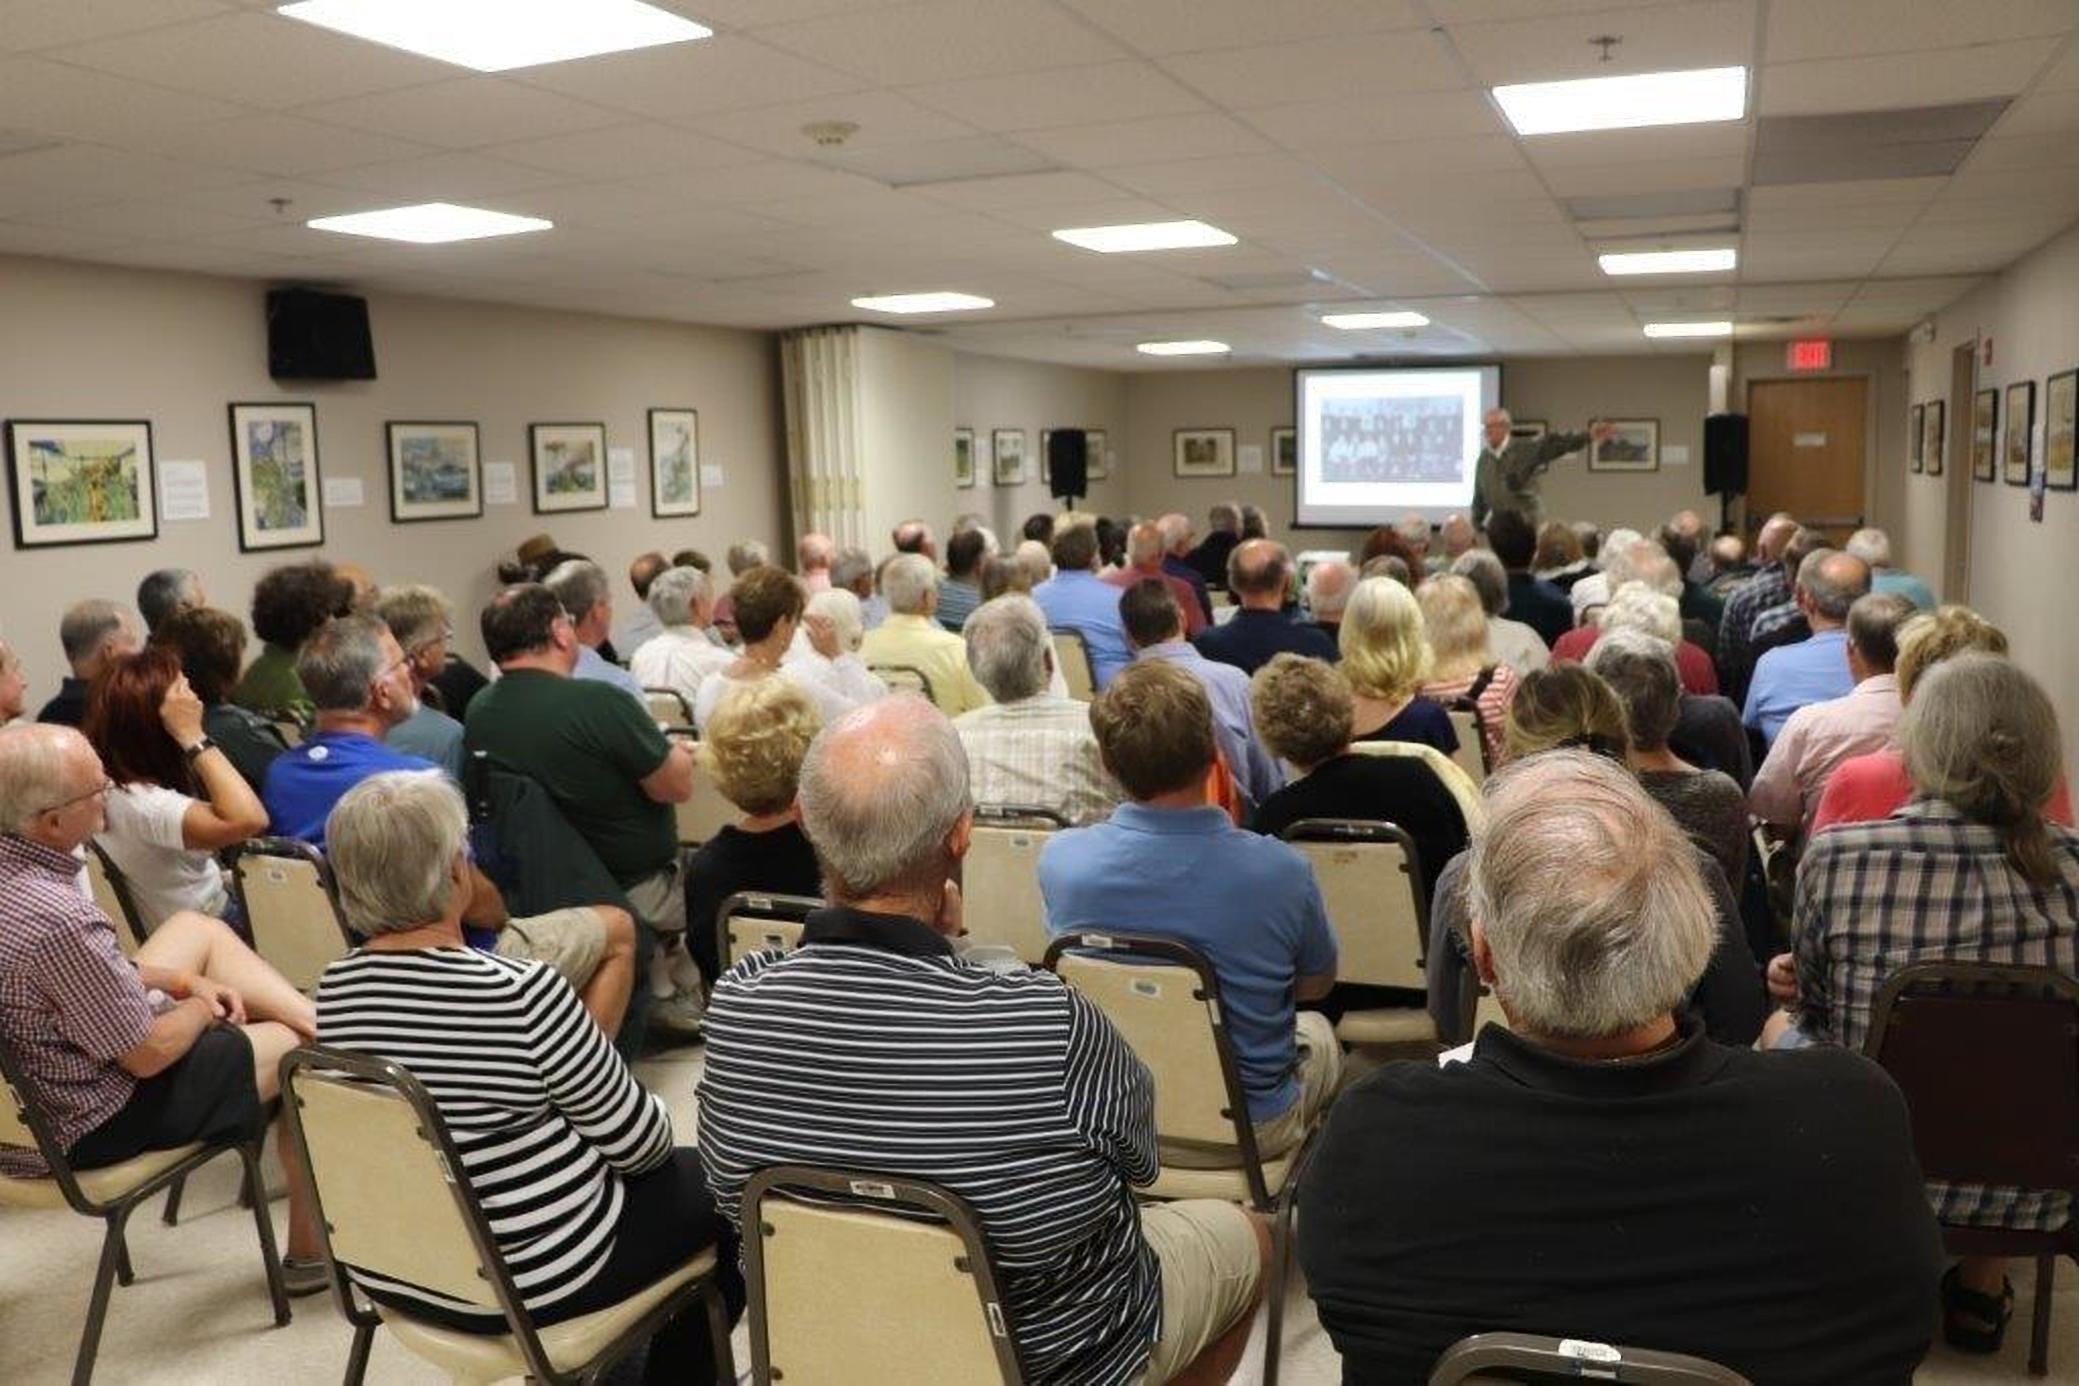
[466,584,703,1032]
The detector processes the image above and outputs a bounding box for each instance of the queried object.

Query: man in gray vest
[1471,409,1615,527]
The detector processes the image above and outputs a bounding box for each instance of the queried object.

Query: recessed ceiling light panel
[307,202,553,243]
[1494,66,1746,137]
[277,0,711,72]
[1052,220,1238,253]
[1642,320,1734,338]
[850,292,995,314]
[1136,340,1231,356]
[1599,248,1737,276]
[1321,311,1431,329]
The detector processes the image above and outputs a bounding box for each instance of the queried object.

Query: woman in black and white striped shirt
[314,769,737,1380]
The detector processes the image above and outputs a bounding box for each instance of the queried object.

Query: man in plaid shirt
[1714,511,1800,704]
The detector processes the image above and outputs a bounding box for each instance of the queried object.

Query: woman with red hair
[83,647,268,932]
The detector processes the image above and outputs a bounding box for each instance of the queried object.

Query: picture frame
[1508,420,1548,444]
[5,418,157,549]
[648,408,700,518]
[1922,400,1945,478]
[1173,427,1236,478]
[2004,382,2034,486]
[2046,369,2076,491]
[386,421,481,523]
[530,421,608,514]
[954,427,975,489]
[1971,389,1998,483]
[1587,418,1658,472]
[1909,403,1924,472]
[1087,429,1109,480]
[1271,426,1297,477]
[228,402,322,551]
[992,428,1025,486]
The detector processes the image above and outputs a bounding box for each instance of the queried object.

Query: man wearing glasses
[375,584,466,780]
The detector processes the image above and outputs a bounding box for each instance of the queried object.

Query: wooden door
[1747,377,1868,545]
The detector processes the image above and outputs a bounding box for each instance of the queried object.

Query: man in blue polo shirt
[1039,659,1339,1164]
[1743,548,1869,746]
[1031,520,1134,689]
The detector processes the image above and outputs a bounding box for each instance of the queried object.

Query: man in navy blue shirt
[1191,540,1337,676]
[1484,508,1571,648]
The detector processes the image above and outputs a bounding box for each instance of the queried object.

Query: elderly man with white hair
[701,696,1269,1385]
[1103,521,1206,636]
[784,587,888,707]
[857,552,989,715]
[629,565,734,713]
[796,531,835,592]
[544,558,647,705]
[1469,408,1613,528]
[1299,748,1942,1382]
[1845,525,1934,610]
[1566,526,1644,628]
[1304,558,1355,640]
[952,596,1119,825]
[1156,511,1214,621]
[1553,547,1721,695]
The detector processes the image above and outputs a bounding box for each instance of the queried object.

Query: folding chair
[867,663,936,704]
[83,839,151,957]
[280,1047,733,1386]
[230,837,355,993]
[717,891,821,969]
[963,805,1067,964]
[0,1043,289,1386]
[1281,819,1458,1049]
[1864,961,2079,1377]
[1050,629,1096,701]
[643,687,694,730]
[1443,703,1491,783]
[744,1164,1026,1385]
[1429,1332,1751,1384]
[270,719,305,749]
[670,729,740,847]
[1346,739,1485,832]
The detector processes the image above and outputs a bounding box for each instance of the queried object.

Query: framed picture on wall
[648,409,700,517]
[2046,369,2076,491]
[5,418,157,549]
[1087,429,1109,480]
[1270,427,1297,477]
[1173,427,1235,478]
[1922,400,1945,477]
[387,421,482,522]
[1908,403,1924,472]
[992,428,1025,485]
[2005,381,2034,485]
[530,422,608,513]
[1971,389,1998,482]
[954,427,975,489]
[228,402,321,551]
[1587,418,1658,471]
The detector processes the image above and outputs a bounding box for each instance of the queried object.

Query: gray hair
[831,547,874,594]
[1797,549,1870,621]
[1394,514,1431,550]
[1208,502,1240,534]
[1587,629,1682,751]
[297,614,389,713]
[1468,750,1716,1038]
[727,539,770,576]
[799,695,972,899]
[375,583,451,652]
[806,587,865,653]
[1598,586,1682,645]
[0,723,77,836]
[1620,548,1683,598]
[882,553,938,616]
[1451,549,1510,617]
[647,565,711,627]
[1846,591,1915,672]
[962,595,1050,703]
[1595,528,1644,573]
[1901,653,2064,886]
[1845,527,1892,569]
[59,599,129,666]
[544,558,611,620]
[1306,559,1355,620]
[1013,540,1052,587]
[136,569,200,633]
[326,770,468,934]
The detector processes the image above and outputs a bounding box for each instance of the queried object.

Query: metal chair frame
[1049,629,1097,702]
[82,838,153,956]
[1429,1332,1751,1384]
[229,836,358,989]
[866,662,937,705]
[642,686,695,730]
[716,890,822,971]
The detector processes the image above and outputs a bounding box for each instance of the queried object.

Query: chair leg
[74,1215,131,1386]
[2030,1252,2055,1377]
[240,1144,293,1327]
[161,1174,186,1227]
[342,1319,377,1386]
[705,1280,736,1385]
[113,1223,134,1287]
[1263,1201,1292,1386]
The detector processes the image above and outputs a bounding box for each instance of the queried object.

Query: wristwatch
[181,737,218,763]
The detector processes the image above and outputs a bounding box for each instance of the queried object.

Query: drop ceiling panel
[1158,33,1465,107]
[0,0,231,54]
[1449,0,1756,86]
[47,11,456,108]
[1104,152,1332,197]
[1240,91,1504,149]
[1304,135,1530,184]
[1520,123,1749,170]
[754,0,1128,85]
[317,152,575,201]
[1759,41,2051,117]
[1014,112,1275,167]
[125,113,434,176]
[519,35,870,121]
[1543,156,1747,198]
[1058,0,1426,57]
[909,169,1132,211]
[485,122,764,178]
[1966,132,2079,173]
[296,79,628,151]
[903,61,1209,132]
[679,88,983,159]
[1763,0,2075,63]
[0,142,250,198]
[1994,88,2079,138]
[1744,176,1946,210]
[0,57,244,143]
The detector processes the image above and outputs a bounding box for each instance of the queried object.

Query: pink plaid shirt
[0,834,155,1176]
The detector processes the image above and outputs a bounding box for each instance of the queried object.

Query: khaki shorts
[1138,1199,1263,1384]
[1161,1010,1342,1168]
[623,861,688,938]
[494,907,608,990]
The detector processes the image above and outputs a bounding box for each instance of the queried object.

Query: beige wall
[0,254,785,711]
[951,350,1131,543]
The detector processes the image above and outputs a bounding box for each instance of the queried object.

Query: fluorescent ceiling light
[1599,248,1737,276]
[1321,310,1431,330]
[277,0,711,72]
[1642,320,1733,339]
[850,292,994,314]
[1136,340,1230,357]
[307,202,552,243]
[1493,66,1746,137]
[1052,220,1238,253]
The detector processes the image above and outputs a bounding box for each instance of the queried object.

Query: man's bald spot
[630,551,668,593]
[1816,550,1871,593]
[1755,512,1798,560]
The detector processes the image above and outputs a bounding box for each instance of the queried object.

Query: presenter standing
[1471,409,1615,528]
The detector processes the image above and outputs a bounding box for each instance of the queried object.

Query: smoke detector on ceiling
[801,121,860,148]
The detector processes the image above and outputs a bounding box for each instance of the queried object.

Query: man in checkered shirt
[1714,510,1800,705]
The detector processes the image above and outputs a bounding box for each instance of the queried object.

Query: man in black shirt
[1298,749,1941,1384]
[37,599,139,727]
[1483,509,1572,647]
[1191,540,1336,676]
[1186,502,1241,592]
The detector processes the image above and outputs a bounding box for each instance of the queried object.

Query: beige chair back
[644,688,693,730]
[1444,707,1489,782]
[0,1064,36,1156]
[675,771,740,848]
[1347,739,1485,831]
[963,808,1065,964]
[83,841,146,958]
[1050,630,1096,702]
[867,664,936,704]
[1285,822,1426,991]
[233,839,351,993]
[719,892,820,968]
[271,719,305,748]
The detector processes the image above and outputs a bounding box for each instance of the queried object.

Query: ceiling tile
[1744,176,1945,210]
[1158,32,1465,106]
[1759,40,2052,116]
[680,89,979,158]
[1058,0,1426,56]
[317,152,575,201]
[1542,155,1747,198]
[295,79,628,151]
[8,196,274,239]
[909,169,1133,211]
[1239,91,1503,149]
[1965,131,2079,173]
[0,0,230,54]
[0,56,244,142]
[0,142,250,198]
[754,0,1129,85]
[519,35,870,121]
[903,61,1209,132]
[486,122,765,178]
[1449,0,1756,87]
[1764,0,2075,63]
[1105,152,1332,197]
[126,113,435,176]
[1992,87,2079,138]
[1519,122,1748,170]
[1013,112,1275,167]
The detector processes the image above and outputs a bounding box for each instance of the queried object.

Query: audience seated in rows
[313,770,738,1382]
[135,568,205,637]
[1187,501,1242,592]
[234,561,354,723]
[1415,575,1518,768]
[1339,577,1459,756]
[1716,510,1800,702]
[1554,547,1720,696]
[1483,509,1571,646]
[153,607,291,792]
[1304,747,1941,1383]
[701,694,1269,1384]
[694,566,858,729]
[1744,547,1871,746]
[39,600,139,728]
[1032,521,1134,688]
[1104,521,1206,637]
[859,553,989,715]
[1847,525,1936,610]
[1194,539,1336,677]
[1448,548,1550,677]
[629,564,734,714]
[1121,580,1282,811]
[955,595,1120,826]
[1156,512,1214,621]
[1040,659,1342,1165]
[373,584,468,780]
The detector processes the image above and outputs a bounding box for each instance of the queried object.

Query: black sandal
[1941,1264,2014,1354]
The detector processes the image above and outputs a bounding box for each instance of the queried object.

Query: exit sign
[1787,338,1833,371]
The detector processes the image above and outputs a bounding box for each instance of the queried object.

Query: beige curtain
[780,325,866,551]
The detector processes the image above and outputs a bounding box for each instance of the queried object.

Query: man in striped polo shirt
[699,696,1267,1384]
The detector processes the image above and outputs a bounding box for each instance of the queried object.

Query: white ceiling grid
[0,0,2070,366]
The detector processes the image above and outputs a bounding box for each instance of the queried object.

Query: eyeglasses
[40,779,112,815]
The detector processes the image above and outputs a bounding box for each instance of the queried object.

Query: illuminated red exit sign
[1787,338,1833,371]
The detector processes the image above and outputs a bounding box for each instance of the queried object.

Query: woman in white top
[693,566,859,730]
[785,587,888,708]
[84,647,268,931]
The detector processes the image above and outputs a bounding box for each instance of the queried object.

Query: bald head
[1229,539,1291,609]
[1306,559,1355,622]
[628,551,668,601]
[1157,512,1193,556]
[892,520,936,561]
[1126,521,1165,568]
[0,722,101,844]
[797,532,835,574]
[1755,512,1799,563]
[1796,550,1872,628]
[1439,514,1476,558]
[797,695,972,905]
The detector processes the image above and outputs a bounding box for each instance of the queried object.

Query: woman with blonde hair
[1338,576,1459,755]
[1416,575,1517,768]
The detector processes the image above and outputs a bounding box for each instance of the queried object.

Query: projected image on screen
[1320,395,1466,484]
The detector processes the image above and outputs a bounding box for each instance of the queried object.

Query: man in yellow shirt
[859,553,990,715]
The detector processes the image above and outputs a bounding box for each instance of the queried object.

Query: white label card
[323,477,365,508]
[1238,444,1264,474]
[159,459,210,521]
[483,462,518,506]
[700,464,725,490]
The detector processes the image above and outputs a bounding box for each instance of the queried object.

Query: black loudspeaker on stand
[1704,412,1749,534]
[1048,429,1088,505]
